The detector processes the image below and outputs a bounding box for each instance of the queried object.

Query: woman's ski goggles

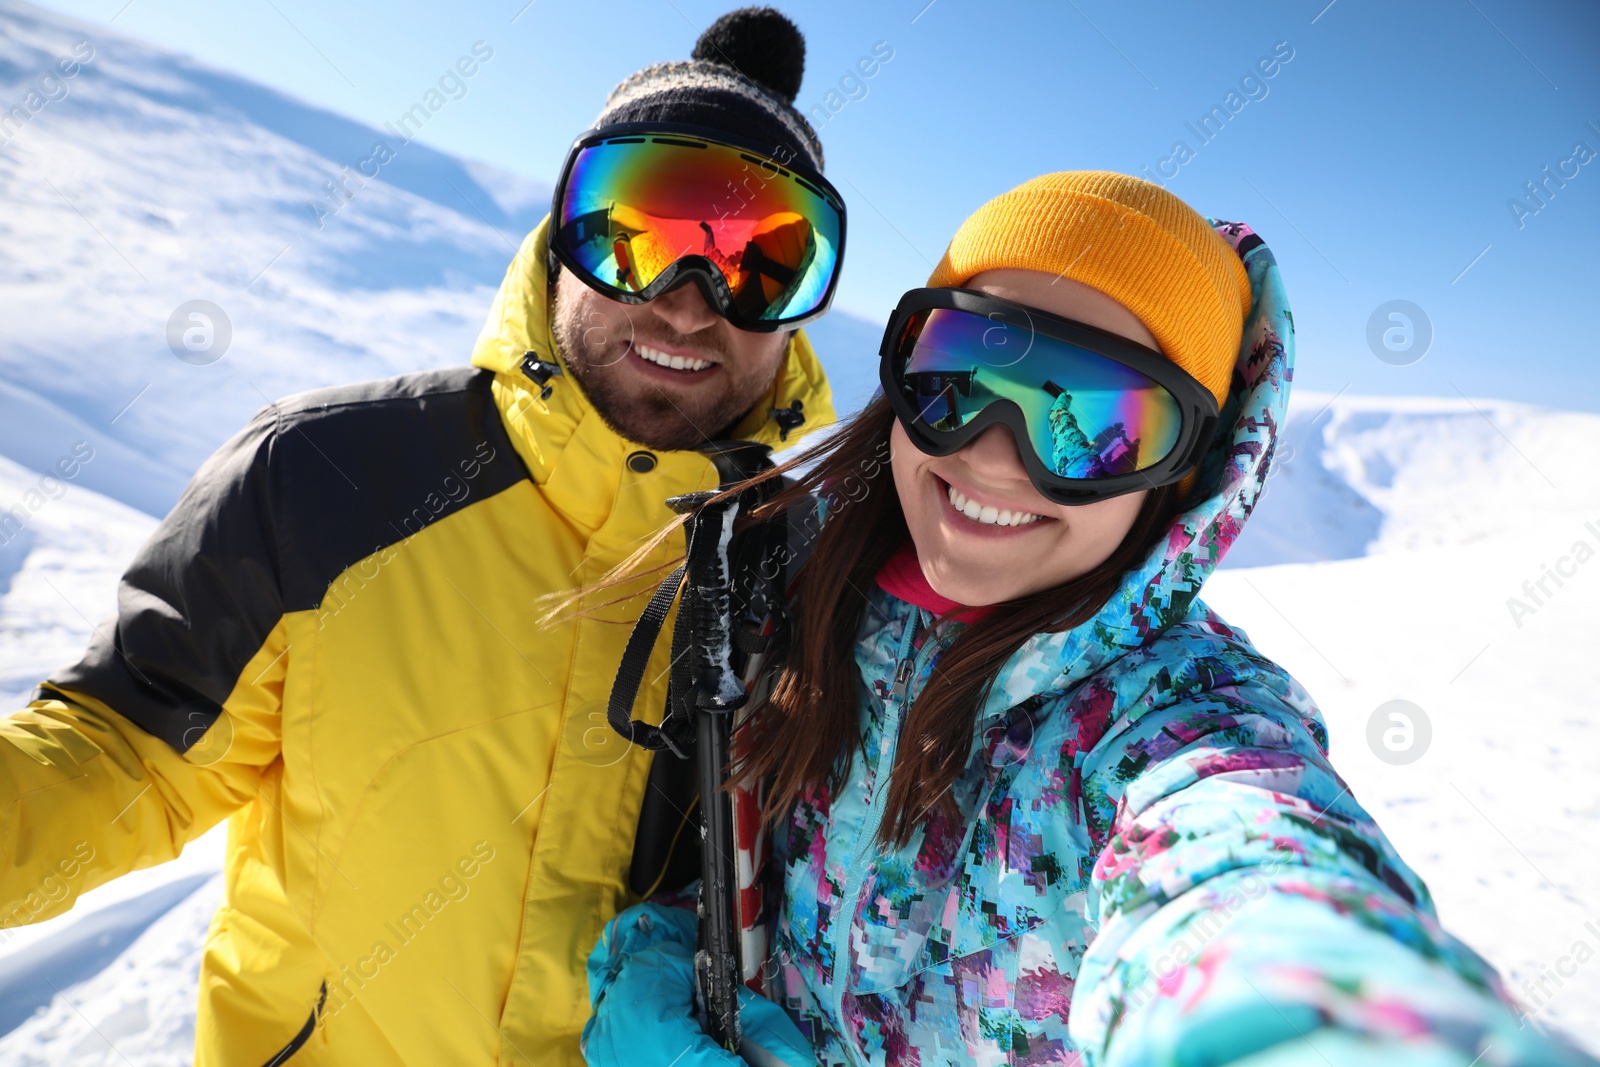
[880,288,1221,504]
[550,123,847,332]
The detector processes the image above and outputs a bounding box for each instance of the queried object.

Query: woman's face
[889,268,1162,607]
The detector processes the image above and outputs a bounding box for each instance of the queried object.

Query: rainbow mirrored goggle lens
[900,307,1184,477]
[552,125,846,331]
[881,289,1220,503]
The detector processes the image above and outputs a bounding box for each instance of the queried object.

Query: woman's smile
[931,472,1051,535]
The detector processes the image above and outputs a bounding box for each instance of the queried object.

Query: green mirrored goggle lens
[558,135,842,323]
[897,307,1185,478]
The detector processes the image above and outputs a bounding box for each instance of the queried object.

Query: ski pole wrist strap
[606,563,693,758]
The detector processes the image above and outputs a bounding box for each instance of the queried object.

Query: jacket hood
[469,216,836,470]
[974,220,1293,720]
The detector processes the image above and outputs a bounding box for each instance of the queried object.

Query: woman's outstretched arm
[1068,614,1592,1066]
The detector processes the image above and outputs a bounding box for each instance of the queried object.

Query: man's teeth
[947,484,1042,527]
[636,343,713,372]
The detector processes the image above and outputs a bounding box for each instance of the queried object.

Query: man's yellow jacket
[0,220,834,1065]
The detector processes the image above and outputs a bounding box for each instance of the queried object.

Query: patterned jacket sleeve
[1065,613,1594,1066]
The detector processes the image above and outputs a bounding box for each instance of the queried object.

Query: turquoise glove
[583,902,814,1067]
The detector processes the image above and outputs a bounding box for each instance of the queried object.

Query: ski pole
[670,440,781,1051]
[607,440,786,1052]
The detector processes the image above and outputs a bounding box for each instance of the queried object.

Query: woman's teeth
[636,343,714,372]
[946,484,1042,527]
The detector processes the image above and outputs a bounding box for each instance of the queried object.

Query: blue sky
[31,0,1600,410]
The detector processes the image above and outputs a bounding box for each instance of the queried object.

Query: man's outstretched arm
[1,407,289,927]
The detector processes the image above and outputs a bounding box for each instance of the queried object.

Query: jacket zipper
[260,982,326,1066]
[828,610,930,1060]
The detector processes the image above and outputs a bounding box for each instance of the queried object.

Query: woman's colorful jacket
[585,222,1596,1066]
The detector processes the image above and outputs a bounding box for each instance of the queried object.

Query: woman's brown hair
[734,393,1184,847]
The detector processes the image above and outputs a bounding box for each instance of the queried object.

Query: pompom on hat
[595,6,825,172]
[927,172,1252,408]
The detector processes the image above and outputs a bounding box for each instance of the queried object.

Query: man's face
[551,271,791,451]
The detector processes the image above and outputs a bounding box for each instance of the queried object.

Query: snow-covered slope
[0,0,554,513]
[1232,391,1600,568]
[2,0,1596,1061]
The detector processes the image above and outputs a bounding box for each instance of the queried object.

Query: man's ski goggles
[550,123,847,333]
[880,288,1221,505]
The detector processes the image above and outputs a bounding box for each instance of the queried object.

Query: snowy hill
[1,0,1597,1061]
[1233,391,1600,568]
[0,0,555,517]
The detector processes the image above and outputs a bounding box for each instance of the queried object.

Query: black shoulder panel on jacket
[43,367,526,752]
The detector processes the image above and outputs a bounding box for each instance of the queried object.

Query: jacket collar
[469,217,836,541]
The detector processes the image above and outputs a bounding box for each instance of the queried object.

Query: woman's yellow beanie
[927,171,1252,408]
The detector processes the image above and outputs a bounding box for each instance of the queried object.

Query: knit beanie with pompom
[595,6,825,173]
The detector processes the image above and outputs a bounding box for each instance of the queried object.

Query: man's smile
[631,341,718,373]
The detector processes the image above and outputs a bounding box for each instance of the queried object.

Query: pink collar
[874,539,996,624]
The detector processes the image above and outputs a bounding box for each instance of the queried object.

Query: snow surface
[2,0,1597,1061]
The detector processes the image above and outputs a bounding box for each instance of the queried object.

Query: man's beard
[552,298,756,452]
